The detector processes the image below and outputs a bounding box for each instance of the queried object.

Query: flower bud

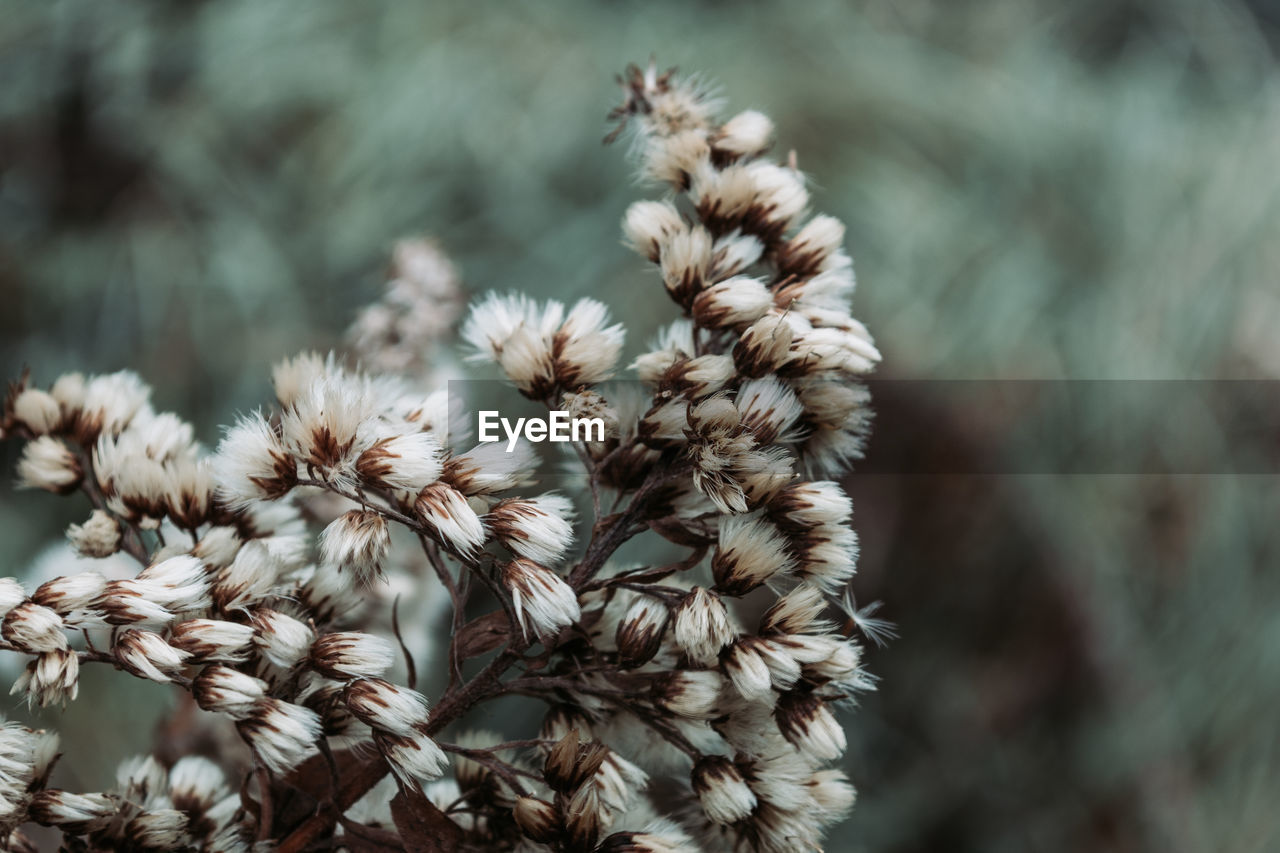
[64,511,122,559]
[692,755,757,824]
[32,571,107,615]
[344,678,429,736]
[623,200,684,263]
[2,602,67,653]
[124,809,190,850]
[27,789,115,834]
[733,313,793,377]
[16,436,81,493]
[778,214,848,277]
[672,587,735,666]
[192,665,267,719]
[712,110,774,158]
[251,609,316,668]
[114,628,190,683]
[375,728,449,787]
[651,670,723,719]
[543,729,608,794]
[501,559,581,642]
[808,769,857,821]
[513,796,560,844]
[12,389,62,435]
[318,510,390,582]
[11,650,80,707]
[355,431,444,494]
[486,494,576,566]
[691,277,771,329]
[239,698,321,774]
[168,619,256,663]
[721,640,772,702]
[775,691,846,762]
[211,412,297,506]
[0,579,25,620]
[615,595,668,668]
[310,632,396,680]
[711,516,795,597]
[415,483,486,557]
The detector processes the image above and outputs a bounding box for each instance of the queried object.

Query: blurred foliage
[2,0,1279,850]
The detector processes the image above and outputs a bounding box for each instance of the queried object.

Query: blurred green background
[3,1,1280,850]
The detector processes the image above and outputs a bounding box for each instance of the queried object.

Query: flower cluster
[0,62,879,852]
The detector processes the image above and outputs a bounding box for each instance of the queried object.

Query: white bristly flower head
[553,298,626,388]
[126,810,190,850]
[211,540,281,612]
[12,389,62,435]
[623,200,685,262]
[692,755,757,824]
[2,602,68,653]
[168,755,229,813]
[355,430,443,493]
[33,570,107,615]
[652,670,723,719]
[672,587,736,666]
[775,691,846,762]
[759,584,833,636]
[310,632,396,680]
[768,480,853,530]
[0,579,25,620]
[711,515,796,597]
[318,510,391,581]
[16,436,82,493]
[443,441,537,496]
[74,371,152,442]
[28,789,115,834]
[135,555,212,612]
[168,619,257,663]
[11,649,80,707]
[712,109,774,159]
[691,276,772,329]
[64,510,122,559]
[343,678,429,736]
[278,362,403,485]
[807,769,857,822]
[114,628,191,683]
[414,483,486,557]
[376,729,450,788]
[251,609,316,669]
[0,720,54,821]
[211,411,298,506]
[733,312,793,378]
[192,665,267,720]
[501,559,582,642]
[486,493,576,565]
[239,698,322,774]
[777,214,849,278]
[615,595,670,669]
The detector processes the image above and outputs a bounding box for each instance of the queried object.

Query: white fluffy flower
[502,559,581,642]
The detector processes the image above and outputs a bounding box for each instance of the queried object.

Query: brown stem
[421,534,468,691]
[581,547,706,592]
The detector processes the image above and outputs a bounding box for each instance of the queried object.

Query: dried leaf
[391,787,464,852]
[454,609,510,660]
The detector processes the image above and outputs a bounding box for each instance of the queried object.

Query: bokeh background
[3,1,1280,850]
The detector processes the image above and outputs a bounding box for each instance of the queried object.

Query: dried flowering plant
[0,63,878,852]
